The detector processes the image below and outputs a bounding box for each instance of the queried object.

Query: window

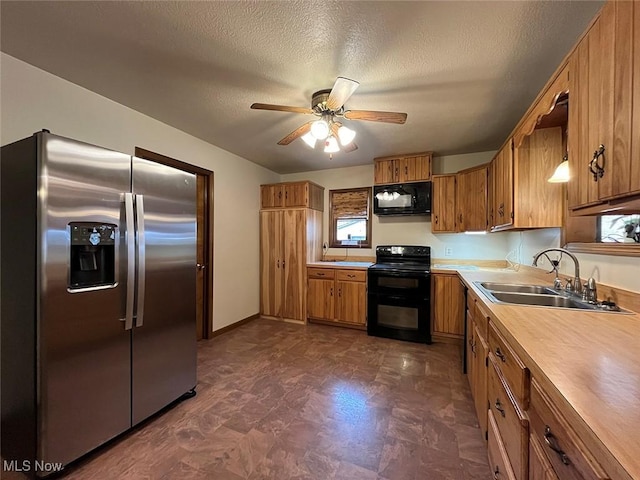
[598,214,640,243]
[329,187,372,248]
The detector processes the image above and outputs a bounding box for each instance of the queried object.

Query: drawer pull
[493,466,501,479]
[347,274,355,278]
[544,426,571,466]
[494,399,506,417]
[330,287,333,296]
[316,272,325,276]
[495,347,506,362]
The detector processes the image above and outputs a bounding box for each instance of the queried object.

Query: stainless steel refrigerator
[1,131,197,476]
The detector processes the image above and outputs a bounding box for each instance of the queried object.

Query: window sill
[565,243,640,257]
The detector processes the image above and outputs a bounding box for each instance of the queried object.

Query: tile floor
[60,318,491,479]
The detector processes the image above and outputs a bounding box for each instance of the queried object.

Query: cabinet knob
[494,347,506,362]
[434,215,438,224]
[494,399,505,417]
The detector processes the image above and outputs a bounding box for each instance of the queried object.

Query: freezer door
[38,134,132,466]
[131,157,197,425]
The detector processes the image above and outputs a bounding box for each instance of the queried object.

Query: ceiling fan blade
[326,77,360,110]
[344,110,407,124]
[251,103,314,115]
[277,122,312,145]
[330,122,358,153]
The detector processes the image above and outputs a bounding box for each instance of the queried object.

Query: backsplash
[507,229,640,294]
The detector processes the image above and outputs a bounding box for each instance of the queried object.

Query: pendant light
[548,155,570,183]
[324,135,340,153]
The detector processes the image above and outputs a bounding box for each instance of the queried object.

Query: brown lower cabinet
[307,268,366,328]
[466,290,489,439]
[431,273,464,339]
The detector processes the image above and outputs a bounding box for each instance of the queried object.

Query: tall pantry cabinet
[260,181,324,323]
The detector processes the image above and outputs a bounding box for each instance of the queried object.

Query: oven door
[367,293,431,344]
[368,270,430,299]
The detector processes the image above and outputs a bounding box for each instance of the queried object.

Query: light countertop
[458,269,640,480]
[307,261,373,269]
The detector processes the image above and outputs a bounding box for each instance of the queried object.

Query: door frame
[135,147,213,339]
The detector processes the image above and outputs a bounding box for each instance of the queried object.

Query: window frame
[328,186,372,249]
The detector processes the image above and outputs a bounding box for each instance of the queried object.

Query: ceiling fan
[251,77,408,155]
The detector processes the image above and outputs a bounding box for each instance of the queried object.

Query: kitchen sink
[479,282,559,295]
[489,291,594,309]
[473,281,632,313]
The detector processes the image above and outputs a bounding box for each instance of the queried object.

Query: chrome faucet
[532,248,582,295]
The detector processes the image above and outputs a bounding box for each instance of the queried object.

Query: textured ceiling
[1,1,603,174]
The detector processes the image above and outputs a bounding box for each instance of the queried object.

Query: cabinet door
[374,159,397,184]
[397,156,431,182]
[307,278,335,320]
[492,141,513,230]
[431,175,456,233]
[473,323,489,439]
[457,166,488,232]
[261,184,284,208]
[432,274,464,336]
[282,209,306,321]
[284,183,307,207]
[260,210,283,317]
[335,281,366,325]
[598,1,637,200]
[466,312,476,392]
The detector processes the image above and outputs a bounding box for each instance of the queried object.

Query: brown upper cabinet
[456,164,488,232]
[568,1,640,214]
[373,152,432,185]
[431,175,457,233]
[489,65,568,232]
[490,140,514,231]
[260,181,324,210]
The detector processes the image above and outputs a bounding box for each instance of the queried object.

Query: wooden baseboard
[210,313,259,338]
[308,318,367,331]
[432,333,464,346]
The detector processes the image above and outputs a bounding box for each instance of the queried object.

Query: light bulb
[324,135,340,153]
[337,125,356,146]
[310,120,329,140]
[301,132,317,148]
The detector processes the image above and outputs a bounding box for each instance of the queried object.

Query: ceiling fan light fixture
[337,125,356,146]
[324,135,340,153]
[301,132,317,148]
[310,119,330,140]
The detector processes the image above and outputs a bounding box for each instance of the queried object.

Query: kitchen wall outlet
[444,246,453,257]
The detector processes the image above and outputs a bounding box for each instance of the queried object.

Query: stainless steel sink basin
[490,292,594,309]
[479,282,559,295]
[473,281,631,313]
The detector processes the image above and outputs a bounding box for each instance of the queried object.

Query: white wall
[506,229,640,293]
[281,152,509,261]
[1,53,280,332]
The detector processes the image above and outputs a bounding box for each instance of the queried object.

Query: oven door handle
[369,271,429,279]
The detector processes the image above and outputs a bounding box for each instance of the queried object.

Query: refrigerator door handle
[135,194,146,327]
[124,193,135,330]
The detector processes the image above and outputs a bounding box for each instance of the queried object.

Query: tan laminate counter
[307,261,372,270]
[458,269,640,480]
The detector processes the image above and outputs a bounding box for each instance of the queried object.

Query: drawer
[489,358,529,480]
[529,433,559,480]
[307,268,335,280]
[529,378,609,480]
[489,322,530,409]
[336,269,366,282]
[488,409,518,480]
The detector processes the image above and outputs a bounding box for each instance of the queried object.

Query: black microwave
[373,181,431,216]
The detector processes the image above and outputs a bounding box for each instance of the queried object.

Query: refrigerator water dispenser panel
[69,222,117,290]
